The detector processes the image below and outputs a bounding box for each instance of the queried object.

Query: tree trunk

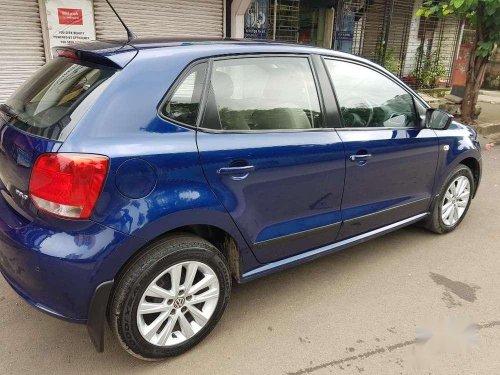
[460,10,490,124]
[461,54,489,123]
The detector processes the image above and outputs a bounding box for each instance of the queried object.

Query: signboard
[334,6,354,53]
[450,42,473,97]
[244,0,268,39]
[335,31,353,41]
[453,45,473,87]
[44,0,96,57]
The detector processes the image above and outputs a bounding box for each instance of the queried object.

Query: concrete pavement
[475,90,500,144]
[0,138,499,374]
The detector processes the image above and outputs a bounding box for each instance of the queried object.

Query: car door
[197,55,345,263]
[323,58,439,240]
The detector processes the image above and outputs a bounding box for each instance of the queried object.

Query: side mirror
[425,108,453,130]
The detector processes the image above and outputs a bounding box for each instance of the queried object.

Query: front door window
[324,59,418,128]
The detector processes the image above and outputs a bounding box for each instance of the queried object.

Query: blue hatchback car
[0,38,481,360]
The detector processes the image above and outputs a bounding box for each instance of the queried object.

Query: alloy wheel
[136,261,220,347]
[441,175,470,227]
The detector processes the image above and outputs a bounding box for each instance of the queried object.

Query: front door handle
[217,165,255,179]
[349,154,372,162]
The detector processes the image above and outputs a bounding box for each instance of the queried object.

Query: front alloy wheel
[423,164,475,234]
[441,175,471,227]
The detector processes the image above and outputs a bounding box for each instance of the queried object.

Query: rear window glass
[1,57,116,140]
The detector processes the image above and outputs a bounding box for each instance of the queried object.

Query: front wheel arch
[459,157,481,197]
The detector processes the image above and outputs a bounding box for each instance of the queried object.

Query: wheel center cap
[173,297,185,309]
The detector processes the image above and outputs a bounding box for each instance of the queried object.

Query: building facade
[241,0,463,89]
[0,0,225,102]
[0,0,463,103]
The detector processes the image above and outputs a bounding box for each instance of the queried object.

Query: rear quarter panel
[59,48,259,275]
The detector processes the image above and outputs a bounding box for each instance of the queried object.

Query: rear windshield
[1,57,116,140]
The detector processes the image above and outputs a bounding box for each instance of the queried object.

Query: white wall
[403,0,423,76]
[231,0,252,38]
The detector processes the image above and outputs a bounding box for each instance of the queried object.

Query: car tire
[424,164,475,234]
[108,234,231,360]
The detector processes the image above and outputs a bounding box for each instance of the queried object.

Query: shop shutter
[0,0,45,103]
[93,0,223,41]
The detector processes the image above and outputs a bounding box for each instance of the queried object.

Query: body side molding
[240,213,428,282]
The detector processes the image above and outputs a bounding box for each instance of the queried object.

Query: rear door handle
[217,165,255,176]
[349,154,372,162]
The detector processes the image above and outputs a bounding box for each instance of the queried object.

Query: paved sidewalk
[477,90,500,144]
[420,89,500,144]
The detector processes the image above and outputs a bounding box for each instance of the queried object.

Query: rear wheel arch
[88,223,243,353]
[165,224,242,281]
[113,224,243,290]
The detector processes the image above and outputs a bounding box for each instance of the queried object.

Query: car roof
[68,37,374,69]
[127,37,366,60]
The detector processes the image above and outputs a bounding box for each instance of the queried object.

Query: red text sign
[58,8,83,25]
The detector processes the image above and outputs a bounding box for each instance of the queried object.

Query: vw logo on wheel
[173,297,185,309]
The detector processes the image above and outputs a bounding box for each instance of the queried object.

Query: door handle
[217,165,255,176]
[349,154,372,162]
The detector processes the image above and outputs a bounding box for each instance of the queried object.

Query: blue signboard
[244,0,268,39]
[336,30,354,41]
[335,13,354,53]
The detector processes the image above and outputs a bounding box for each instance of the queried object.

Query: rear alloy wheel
[136,261,220,347]
[109,234,231,360]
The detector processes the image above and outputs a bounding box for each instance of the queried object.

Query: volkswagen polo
[0,38,481,360]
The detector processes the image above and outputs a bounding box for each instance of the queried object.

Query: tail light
[29,153,109,219]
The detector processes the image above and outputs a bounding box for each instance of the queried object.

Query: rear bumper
[0,190,130,322]
[1,268,85,322]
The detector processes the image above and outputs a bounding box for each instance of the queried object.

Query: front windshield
[1,57,116,140]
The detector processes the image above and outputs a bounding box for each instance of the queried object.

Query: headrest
[212,71,234,99]
[263,68,297,98]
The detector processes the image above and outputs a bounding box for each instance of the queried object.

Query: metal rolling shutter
[93,0,223,41]
[0,0,45,103]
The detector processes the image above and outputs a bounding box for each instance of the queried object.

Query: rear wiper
[0,103,18,119]
[0,104,32,125]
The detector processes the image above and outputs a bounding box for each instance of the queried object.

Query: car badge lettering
[15,189,28,201]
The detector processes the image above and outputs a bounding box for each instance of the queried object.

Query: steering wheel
[341,97,374,127]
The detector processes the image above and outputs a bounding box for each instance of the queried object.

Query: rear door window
[202,57,323,131]
[1,57,116,140]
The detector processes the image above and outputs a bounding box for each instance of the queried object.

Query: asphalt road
[1,138,499,375]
